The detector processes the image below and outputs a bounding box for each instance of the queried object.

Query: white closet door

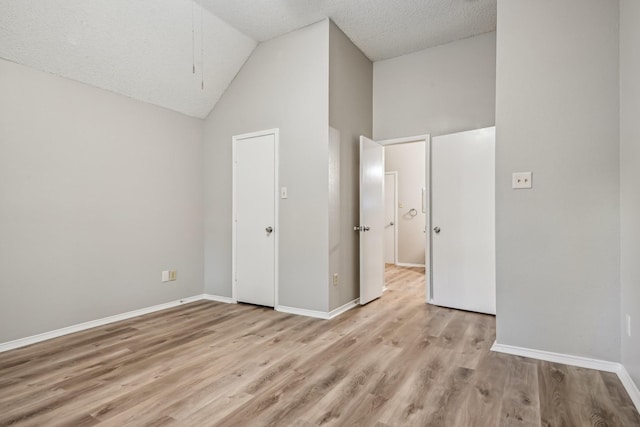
[233,132,276,307]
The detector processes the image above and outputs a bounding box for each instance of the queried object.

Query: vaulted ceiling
[0,0,496,118]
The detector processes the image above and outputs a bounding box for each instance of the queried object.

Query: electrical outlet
[169,270,177,281]
[627,314,632,337]
[161,271,170,282]
[512,172,533,189]
[332,273,339,286]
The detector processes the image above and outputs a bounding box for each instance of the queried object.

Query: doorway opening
[358,128,495,315]
[380,135,430,301]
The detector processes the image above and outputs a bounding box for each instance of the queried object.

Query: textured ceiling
[0,0,256,118]
[0,0,496,118]
[203,0,497,61]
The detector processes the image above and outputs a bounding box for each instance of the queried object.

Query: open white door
[431,127,495,315]
[358,136,385,305]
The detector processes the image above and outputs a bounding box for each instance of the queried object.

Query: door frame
[377,134,432,303]
[231,128,279,307]
[384,171,399,265]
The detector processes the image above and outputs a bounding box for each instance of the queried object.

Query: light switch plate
[280,187,288,199]
[512,172,533,189]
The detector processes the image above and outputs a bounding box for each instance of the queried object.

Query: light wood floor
[0,266,638,426]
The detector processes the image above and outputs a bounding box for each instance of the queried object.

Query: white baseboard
[0,294,204,353]
[276,298,359,320]
[328,298,359,319]
[617,365,640,411]
[276,305,330,319]
[203,294,235,304]
[0,294,359,353]
[491,342,620,372]
[491,342,640,412]
[396,262,426,268]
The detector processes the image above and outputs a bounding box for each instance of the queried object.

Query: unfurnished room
[1,0,639,426]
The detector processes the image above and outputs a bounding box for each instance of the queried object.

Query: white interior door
[384,172,397,264]
[431,127,495,315]
[359,136,385,305]
[233,131,277,307]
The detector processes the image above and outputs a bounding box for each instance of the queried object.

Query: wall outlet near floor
[332,273,339,286]
[627,314,632,337]
[161,270,177,282]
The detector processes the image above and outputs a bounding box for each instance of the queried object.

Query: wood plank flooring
[0,265,638,426]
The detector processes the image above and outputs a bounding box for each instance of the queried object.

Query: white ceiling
[0,0,256,118]
[203,0,497,61]
[0,0,496,118]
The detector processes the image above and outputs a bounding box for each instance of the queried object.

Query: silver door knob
[265,226,273,234]
[433,226,440,234]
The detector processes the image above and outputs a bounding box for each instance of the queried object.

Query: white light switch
[512,172,533,189]
[280,187,288,199]
[161,271,170,282]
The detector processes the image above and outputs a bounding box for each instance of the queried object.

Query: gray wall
[204,21,330,311]
[495,0,620,361]
[0,59,204,343]
[385,142,426,265]
[620,0,640,386]
[328,22,373,311]
[373,32,496,140]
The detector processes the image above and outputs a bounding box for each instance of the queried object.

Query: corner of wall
[203,19,331,313]
[327,20,373,311]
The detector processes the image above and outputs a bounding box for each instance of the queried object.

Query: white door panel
[431,127,495,315]
[234,133,276,307]
[384,173,397,264]
[359,136,385,305]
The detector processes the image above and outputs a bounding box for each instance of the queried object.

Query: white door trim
[377,134,431,302]
[384,171,398,265]
[231,128,279,308]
